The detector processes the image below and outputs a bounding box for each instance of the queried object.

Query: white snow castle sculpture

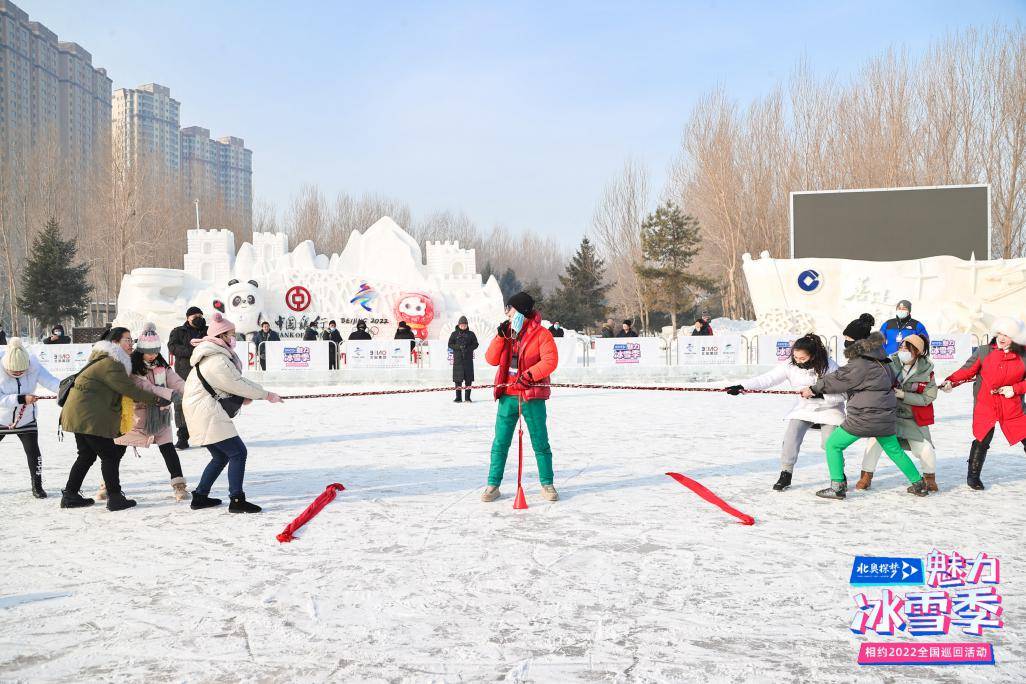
[112,217,505,342]
[743,251,1026,335]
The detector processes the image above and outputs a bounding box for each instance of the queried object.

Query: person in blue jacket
[880,300,928,355]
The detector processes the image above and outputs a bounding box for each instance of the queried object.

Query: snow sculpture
[112,217,505,342]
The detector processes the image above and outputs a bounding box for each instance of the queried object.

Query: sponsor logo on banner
[285,285,311,312]
[775,340,793,362]
[797,269,822,293]
[613,342,641,364]
[283,346,312,368]
[32,344,92,378]
[849,549,1003,667]
[679,337,739,365]
[931,337,958,361]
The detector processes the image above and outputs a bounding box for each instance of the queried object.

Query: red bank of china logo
[285,286,311,312]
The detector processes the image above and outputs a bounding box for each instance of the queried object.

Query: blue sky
[23,0,1026,243]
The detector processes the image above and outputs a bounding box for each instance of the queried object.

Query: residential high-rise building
[181,126,252,231]
[111,82,180,174]
[0,0,111,171]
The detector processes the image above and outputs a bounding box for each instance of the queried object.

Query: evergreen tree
[549,237,609,331]
[523,279,545,311]
[481,261,495,284]
[498,268,522,300]
[634,202,713,336]
[18,218,93,330]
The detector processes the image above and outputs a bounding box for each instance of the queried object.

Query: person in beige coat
[183,313,282,513]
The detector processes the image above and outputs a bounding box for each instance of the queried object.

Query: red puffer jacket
[946,345,1026,444]
[485,312,558,401]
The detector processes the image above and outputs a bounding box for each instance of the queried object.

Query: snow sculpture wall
[742,251,1026,335]
[113,217,505,344]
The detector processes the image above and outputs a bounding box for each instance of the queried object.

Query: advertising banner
[676,335,742,365]
[344,339,413,369]
[592,337,666,367]
[30,343,94,379]
[262,341,330,371]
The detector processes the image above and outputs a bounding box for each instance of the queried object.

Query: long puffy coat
[742,359,845,425]
[486,312,558,401]
[448,327,479,383]
[0,355,61,432]
[182,340,269,446]
[115,364,186,447]
[947,343,1026,445]
[889,353,937,445]
[59,342,161,438]
[809,333,897,438]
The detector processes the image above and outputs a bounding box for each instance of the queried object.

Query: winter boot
[31,474,47,499]
[855,471,874,490]
[60,490,94,509]
[106,490,137,512]
[464,389,472,402]
[175,438,189,451]
[453,391,463,403]
[923,473,939,492]
[907,479,930,497]
[541,484,559,502]
[481,486,500,502]
[95,482,108,501]
[967,443,987,490]
[772,471,792,491]
[190,492,222,510]
[228,493,261,513]
[171,477,190,502]
[815,481,847,500]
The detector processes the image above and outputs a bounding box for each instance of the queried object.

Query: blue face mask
[511,311,526,334]
[896,310,909,320]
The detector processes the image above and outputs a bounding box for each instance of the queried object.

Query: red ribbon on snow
[276,483,346,543]
[666,472,755,526]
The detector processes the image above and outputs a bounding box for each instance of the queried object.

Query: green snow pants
[825,427,922,484]
[488,394,553,487]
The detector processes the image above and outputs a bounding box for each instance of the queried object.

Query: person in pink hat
[182,312,282,512]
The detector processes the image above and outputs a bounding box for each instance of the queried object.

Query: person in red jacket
[482,291,559,503]
[943,317,1026,490]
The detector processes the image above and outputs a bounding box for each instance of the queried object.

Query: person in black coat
[447,316,479,402]
[348,319,372,341]
[321,320,343,369]
[302,317,320,341]
[600,319,615,338]
[252,321,280,370]
[691,315,714,336]
[548,321,565,338]
[167,306,207,448]
[0,323,6,346]
[394,321,416,354]
[43,325,71,344]
[616,320,638,337]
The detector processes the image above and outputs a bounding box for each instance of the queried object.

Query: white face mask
[897,350,914,365]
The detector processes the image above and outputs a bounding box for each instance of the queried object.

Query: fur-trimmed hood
[844,332,888,362]
[90,340,133,375]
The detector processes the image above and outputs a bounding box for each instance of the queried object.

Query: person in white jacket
[724,333,845,491]
[0,338,61,498]
[182,312,282,513]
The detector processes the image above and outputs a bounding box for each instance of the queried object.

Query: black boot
[907,479,929,497]
[27,452,46,498]
[60,490,94,508]
[464,389,472,403]
[175,438,189,450]
[967,442,987,490]
[190,492,222,510]
[31,475,47,499]
[106,489,137,511]
[454,388,463,403]
[772,470,792,491]
[815,481,846,500]
[229,493,261,513]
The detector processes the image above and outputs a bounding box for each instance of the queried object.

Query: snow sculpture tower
[425,241,480,293]
[183,229,236,285]
[252,232,289,264]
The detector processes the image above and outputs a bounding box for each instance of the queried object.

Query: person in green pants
[482,292,559,502]
[802,330,928,499]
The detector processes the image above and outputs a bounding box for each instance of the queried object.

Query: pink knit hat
[206,311,236,339]
[135,322,162,353]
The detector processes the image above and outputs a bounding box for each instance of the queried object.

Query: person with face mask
[841,313,875,349]
[725,333,845,491]
[547,321,565,338]
[880,300,929,355]
[447,316,479,402]
[167,306,208,449]
[0,337,61,497]
[941,317,1026,490]
[856,334,938,492]
[348,319,372,341]
[183,312,283,512]
[43,325,71,344]
[253,320,280,371]
[322,320,343,370]
[482,292,559,503]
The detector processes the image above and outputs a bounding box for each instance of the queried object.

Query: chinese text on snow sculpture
[111,217,505,345]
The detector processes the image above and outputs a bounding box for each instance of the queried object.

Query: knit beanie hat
[506,291,535,316]
[842,313,875,341]
[2,337,30,373]
[186,306,203,317]
[992,317,1026,345]
[457,316,468,326]
[135,322,162,353]
[896,300,912,313]
[206,312,236,338]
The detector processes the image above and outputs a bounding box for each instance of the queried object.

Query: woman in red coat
[943,317,1026,490]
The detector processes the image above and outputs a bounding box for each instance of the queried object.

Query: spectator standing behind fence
[349,320,372,341]
[616,320,638,337]
[448,316,479,403]
[548,321,565,338]
[691,315,714,336]
[879,299,929,355]
[43,325,70,344]
[600,319,615,338]
[323,320,343,370]
[252,321,279,371]
[394,321,416,352]
[303,318,320,341]
[167,306,207,450]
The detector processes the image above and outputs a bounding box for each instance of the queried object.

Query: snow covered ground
[0,378,1023,682]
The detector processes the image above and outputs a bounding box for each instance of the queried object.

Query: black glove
[497,320,511,338]
[155,397,173,408]
[725,385,744,396]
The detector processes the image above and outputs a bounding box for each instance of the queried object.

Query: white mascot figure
[224,279,265,336]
